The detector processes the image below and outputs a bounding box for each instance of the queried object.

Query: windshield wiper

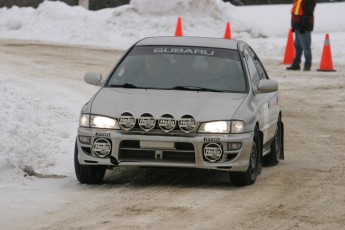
[171,86,223,92]
[109,83,138,88]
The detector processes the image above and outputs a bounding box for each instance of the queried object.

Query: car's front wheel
[74,141,106,184]
[263,116,283,166]
[229,130,259,186]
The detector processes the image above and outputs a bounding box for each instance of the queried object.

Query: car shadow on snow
[102,167,237,189]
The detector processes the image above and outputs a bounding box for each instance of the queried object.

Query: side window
[247,48,268,80]
[255,61,268,80]
[243,48,260,87]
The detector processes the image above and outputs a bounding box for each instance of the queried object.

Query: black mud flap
[257,130,263,175]
[257,153,263,175]
[279,121,285,160]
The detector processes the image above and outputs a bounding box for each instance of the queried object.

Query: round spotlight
[93,138,112,158]
[118,112,136,130]
[203,143,223,162]
[138,113,156,132]
[178,115,196,133]
[158,114,176,132]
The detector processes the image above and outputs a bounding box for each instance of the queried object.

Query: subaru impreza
[75,36,284,186]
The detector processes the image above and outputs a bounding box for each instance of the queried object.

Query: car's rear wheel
[229,130,259,186]
[74,141,106,184]
[263,116,282,166]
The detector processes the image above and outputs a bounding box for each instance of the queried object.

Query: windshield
[106,46,247,92]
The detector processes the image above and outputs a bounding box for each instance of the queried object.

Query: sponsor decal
[204,138,221,142]
[203,143,223,162]
[158,114,176,132]
[138,113,156,132]
[96,133,110,137]
[153,48,215,56]
[93,138,111,157]
[178,115,196,133]
[119,112,136,130]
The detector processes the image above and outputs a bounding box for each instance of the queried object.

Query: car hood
[90,88,247,121]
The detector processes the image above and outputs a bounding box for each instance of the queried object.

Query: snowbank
[0,0,345,60]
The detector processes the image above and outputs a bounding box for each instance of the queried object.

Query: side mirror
[257,79,278,93]
[84,72,103,86]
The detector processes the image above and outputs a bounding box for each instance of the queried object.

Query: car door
[243,47,277,145]
[251,49,280,142]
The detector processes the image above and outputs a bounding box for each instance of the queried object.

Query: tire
[74,141,106,184]
[229,130,259,186]
[263,116,283,166]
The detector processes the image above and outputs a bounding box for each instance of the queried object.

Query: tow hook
[110,156,120,165]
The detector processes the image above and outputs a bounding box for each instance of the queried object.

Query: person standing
[287,0,317,71]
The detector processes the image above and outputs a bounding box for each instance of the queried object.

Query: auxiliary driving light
[227,142,242,150]
[79,135,91,144]
[203,143,223,162]
[93,138,112,158]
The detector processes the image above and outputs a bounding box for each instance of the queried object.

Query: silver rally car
[75,36,284,186]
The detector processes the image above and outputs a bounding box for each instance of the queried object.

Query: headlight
[79,114,120,129]
[198,121,230,133]
[91,115,120,129]
[80,114,90,127]
[198,120,245,134]
[231,120,244,133]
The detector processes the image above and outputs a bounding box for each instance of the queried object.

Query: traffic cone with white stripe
[317,34,336,72]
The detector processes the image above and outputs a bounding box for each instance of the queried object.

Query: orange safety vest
[291,0,303,16]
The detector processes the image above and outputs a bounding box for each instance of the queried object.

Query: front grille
[120,126,192,136]
[119,140,195,163]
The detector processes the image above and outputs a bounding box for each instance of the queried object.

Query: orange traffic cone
[281,29,295,64]
[317,34,336,72]
[224,22,231,39]
[175,17,183,37]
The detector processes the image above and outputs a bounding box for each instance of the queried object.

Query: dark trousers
[293,30,312,68]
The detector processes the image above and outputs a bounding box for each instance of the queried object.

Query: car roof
[135,36,244,50]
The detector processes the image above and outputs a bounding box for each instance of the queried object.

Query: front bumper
[77,127,254,172]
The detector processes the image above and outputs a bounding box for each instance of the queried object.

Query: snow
[1,0,345,61]
[0,0,345,227]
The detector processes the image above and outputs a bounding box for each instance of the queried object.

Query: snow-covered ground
[0,0,345,229]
